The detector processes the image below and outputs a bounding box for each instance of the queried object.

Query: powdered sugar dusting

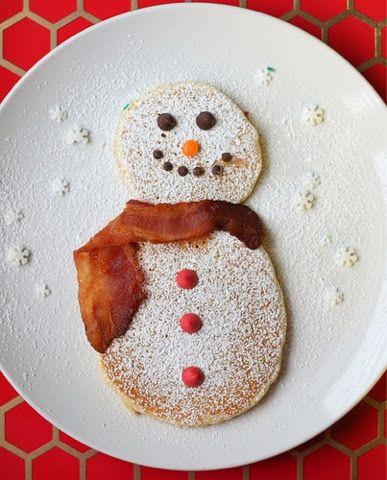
[103,232,286,426]
[114,82,261,203]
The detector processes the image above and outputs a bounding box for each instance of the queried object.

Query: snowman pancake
[74,82,286,427]
[113,82,262,203]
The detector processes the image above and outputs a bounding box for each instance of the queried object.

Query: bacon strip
[78,200,264,251]
[73,244,145,353]
[74,200,264,352]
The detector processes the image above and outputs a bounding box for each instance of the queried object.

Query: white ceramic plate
[0,4,386,470]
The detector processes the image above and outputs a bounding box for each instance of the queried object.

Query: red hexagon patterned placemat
[0,1,386,479]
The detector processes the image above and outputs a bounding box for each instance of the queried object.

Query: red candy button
[182,367,204,387]
[176,269,198,289]
[180,313,202,334]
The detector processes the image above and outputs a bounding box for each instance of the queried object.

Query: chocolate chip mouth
[157,146,243,178]
[153,149,163,159]
[162,161,173,171]
[193,166,205,177]
[212,164,223,176]
[177,166,189,177]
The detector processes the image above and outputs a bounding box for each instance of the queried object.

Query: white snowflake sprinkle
[257,68,274,86]
[6,245,31,267]
[52,177,70,196]
[35,283,51,299]
[3,208,24,226]
[335,245,359,268]
[67,125,90,144]
[293,190,316,210]
[325,286,344,306]
[320,234,332,247]
[302,172,321,190]
[303,104,325,126]
[49,105,68,123]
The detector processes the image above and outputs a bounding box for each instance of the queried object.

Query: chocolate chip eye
[158,113,177,131]
[196,111,216,130]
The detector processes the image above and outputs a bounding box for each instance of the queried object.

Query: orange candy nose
[182,139,200,157]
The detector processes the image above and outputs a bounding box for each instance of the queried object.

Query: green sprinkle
[267,66,275,72]
[123,103,130,110]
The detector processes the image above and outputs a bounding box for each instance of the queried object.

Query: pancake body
[113,82,262,203]
[101,231,286,427]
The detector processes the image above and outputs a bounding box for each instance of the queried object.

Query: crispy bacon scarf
[74,200,264,353]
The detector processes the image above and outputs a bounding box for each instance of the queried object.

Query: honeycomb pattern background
[0,1,386,479]
[0,0,386,101]
[1,372,386,479]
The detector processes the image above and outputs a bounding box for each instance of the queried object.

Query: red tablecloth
[0,1,386,479]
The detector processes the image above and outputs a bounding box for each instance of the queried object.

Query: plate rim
[0,3,386,470]
[1,4,386,114]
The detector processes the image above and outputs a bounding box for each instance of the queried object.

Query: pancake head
[114,82,262,203]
